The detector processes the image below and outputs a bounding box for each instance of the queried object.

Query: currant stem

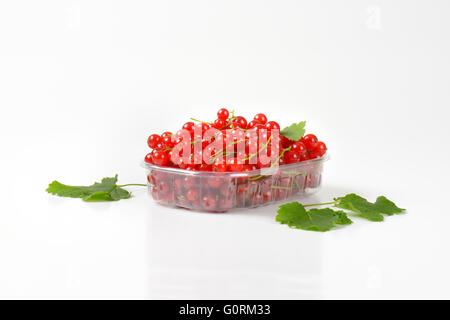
[190,117,212,124]
[117,183,147,187]
[303,201,339,207]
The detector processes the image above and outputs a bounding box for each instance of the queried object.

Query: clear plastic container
[142,155,328,212]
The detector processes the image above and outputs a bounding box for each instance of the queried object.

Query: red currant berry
[151,150,169,166]
[198,163,212,171]
[207,176,222,188]
[265,121,280,131]
[153,141,166,151]
[285,150,300,163]
[161,131,172,139]
[280,136,292,148]
[216,163,229,171]
[247,120,259,129]
[217,108,229,120]
[253,113,268,125]
[312,141,327,157]
[227,158,244,172]
[182,121,195,132]
[202,194,218,211]
[231,116,247,129]
[213,118,227,129]
[186,189,199,202]
[144,152,153,163]
[195,122,210,135]
[302,134,318,147]
[279,156,287,166]
[291,141,306,155]
[162,135,174,148]
[147,134,162,149]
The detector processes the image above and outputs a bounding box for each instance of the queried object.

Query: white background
[1,0,449,299]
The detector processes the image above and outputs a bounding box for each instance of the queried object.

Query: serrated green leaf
[46,175,131,202]
[334,210,353,225]
[110,187,131,200]
[306,208,340,231]
[373,196,405,215]
[280,121,306,141]
[335,193,405,221]
[276,202,308,225]
[276,203,352,231]
[83,191,114,202]
[335,193,384,221]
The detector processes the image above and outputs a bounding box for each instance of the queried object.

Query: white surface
[1,0,450,299]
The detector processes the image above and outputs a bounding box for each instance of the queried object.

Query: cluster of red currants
[145,108,327,172]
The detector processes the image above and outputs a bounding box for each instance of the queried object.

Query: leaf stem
[303,201,339,207]
[117,183,147,187]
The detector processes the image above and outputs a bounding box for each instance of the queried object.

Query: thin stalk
[117,183,147,187]
[303,201,339,207]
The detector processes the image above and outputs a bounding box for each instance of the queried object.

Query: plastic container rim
[141,153,329,177]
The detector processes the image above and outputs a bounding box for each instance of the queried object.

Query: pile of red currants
[145,108,327,171]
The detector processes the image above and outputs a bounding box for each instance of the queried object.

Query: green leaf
[335,193,384,221]
[334,210,353,225]
[373,196,405,215]
[276,203,352,231]
[335,193,405,221]
[280,121,306,141]
[46,175,131,202]
[83,192,114,202]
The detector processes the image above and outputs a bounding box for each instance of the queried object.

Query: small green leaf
[335,193,384,221]
[83,191,114,202]
[276,202,308,226]
[280,121,306,141]
[373,196,405,215]
[306,208,340,231]
[110,187,131,200]
[335,193,405,221]
[334,210,353,225]
[276,203,352,231]
[46,175,131,202]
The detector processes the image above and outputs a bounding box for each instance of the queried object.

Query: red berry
[291,141,306,156]
[247,120,259,129]
[147,134,162,149]
[152,150,169,166]
[265,121,280,131]
[213,118,227,129]
[144,152,153,163]
[198,163,212,171]
[231,116,247,129]
[285,150,300,163]
[195,122,210,135]
[183,176,197,189]
[253,113,268,125]
[302,134,318,147]
[161,131,172,139]
[207,176,222,188]
[312,141,327,157]
[153,141,166,151]
[280,136,292,148]
[279,156,287,165]
[186,189,199,202]
[162,135,174,148]
[227,158,244,172]
[182,122,195,132]
[217,108,229,120]
[213,161,227,172]
[202,194,218,211]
